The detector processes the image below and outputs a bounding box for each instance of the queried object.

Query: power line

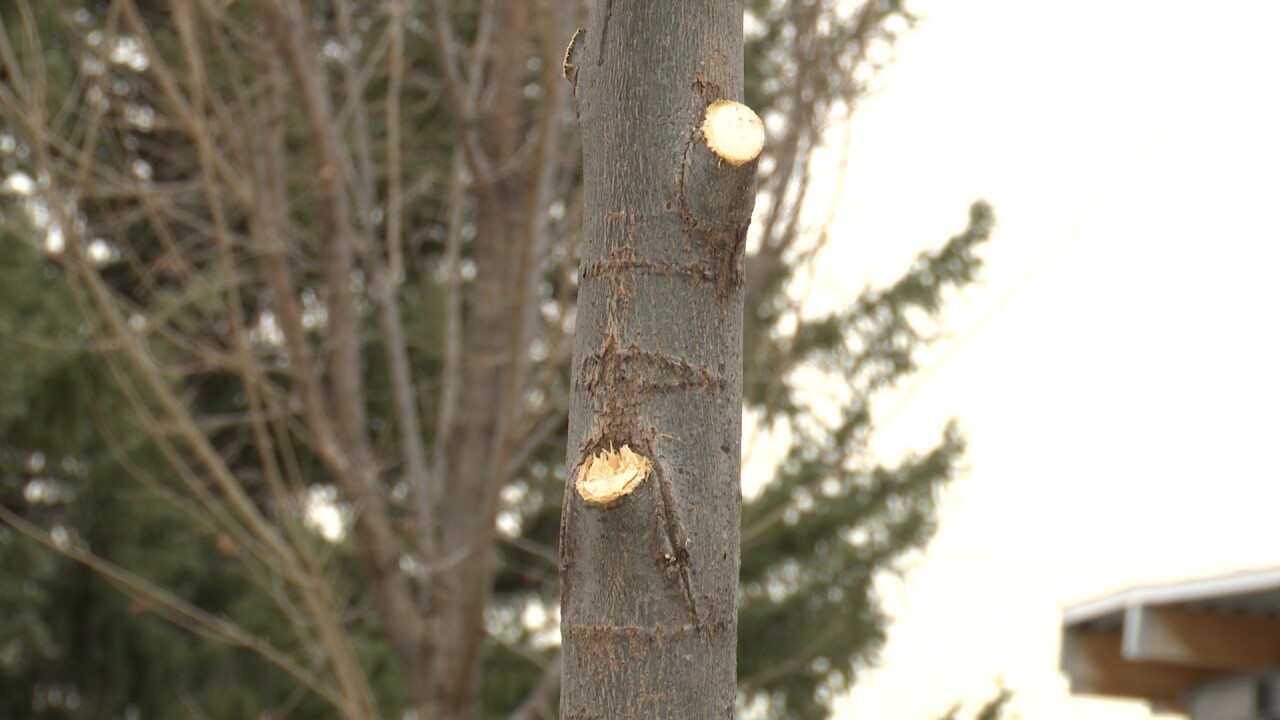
[874,90,1203,433]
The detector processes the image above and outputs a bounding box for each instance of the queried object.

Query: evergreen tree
[0,1,994,718]
[938,685,1016,720]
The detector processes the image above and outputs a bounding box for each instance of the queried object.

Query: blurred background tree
[938,685,1016,720]
[0,1,994,718]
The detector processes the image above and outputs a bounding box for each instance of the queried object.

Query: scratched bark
[559,1,755,718]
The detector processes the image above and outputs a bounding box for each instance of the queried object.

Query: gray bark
[560,2,755,718]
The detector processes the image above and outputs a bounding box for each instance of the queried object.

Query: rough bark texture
[560,2,755,718]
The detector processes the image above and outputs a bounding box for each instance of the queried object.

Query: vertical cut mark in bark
[654,463,701,633]
[597,0,612,66]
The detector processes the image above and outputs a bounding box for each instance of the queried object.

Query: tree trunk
[560,2,761,718]
[427,3,535,718]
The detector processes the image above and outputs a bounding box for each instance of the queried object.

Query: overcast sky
[788,1,1280,717]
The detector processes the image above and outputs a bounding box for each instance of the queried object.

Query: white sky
[794,1,1280,717]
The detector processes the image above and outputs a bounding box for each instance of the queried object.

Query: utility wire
[874,90,1204,433]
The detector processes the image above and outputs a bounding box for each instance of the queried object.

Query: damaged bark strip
[560,2,762,718]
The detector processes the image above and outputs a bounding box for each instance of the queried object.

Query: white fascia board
[1063,566,1280,628]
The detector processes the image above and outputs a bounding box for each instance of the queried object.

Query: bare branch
[0,9,31,103]
[116,0,253,208]
[334,0,377,248]
[336,0,438,568]
[385,0,412,282]
[0,505,355,717]
[433,151,467,486]
[424,0,494,181]
[3,6,383,714]
[259,0,427,680]
[507,651,562,720]
[83,386,330,670]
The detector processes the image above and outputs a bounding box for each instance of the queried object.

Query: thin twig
[507,651,563,720]
[0,505,354,716]
[260,1,426,684]
[432,151,467,485]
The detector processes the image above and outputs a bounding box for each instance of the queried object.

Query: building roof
[1060,566,1280,714]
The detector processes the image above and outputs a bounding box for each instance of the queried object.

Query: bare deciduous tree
[0,1,983,718]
